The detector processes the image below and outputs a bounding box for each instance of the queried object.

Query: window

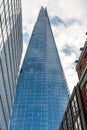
[80,65,84,75]
[0,96,7,130]
[84,53,87,63]
[85,84,87,96]
[74,116,82,130]
[67,109,72,126]
[72,101,76,115]
[63,120,67,130]
[74,95,78,112]
[75,120,78,130]
[0,14,1,22]
[72,95,78,116]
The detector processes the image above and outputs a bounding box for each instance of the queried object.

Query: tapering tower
[10,7,69,130]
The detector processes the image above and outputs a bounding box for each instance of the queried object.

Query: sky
[22,0,87,94]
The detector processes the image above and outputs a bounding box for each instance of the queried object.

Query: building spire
[9,7,69,130]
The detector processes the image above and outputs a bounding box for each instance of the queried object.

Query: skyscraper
[9,7,69,130]
[0,0,22,130]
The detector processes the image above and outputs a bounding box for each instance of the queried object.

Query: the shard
[9,7,69,130]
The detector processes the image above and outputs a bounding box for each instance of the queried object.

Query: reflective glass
[0,98,7,130]
[10,7,69,130]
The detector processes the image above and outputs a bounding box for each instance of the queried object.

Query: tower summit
[10,7,69,130]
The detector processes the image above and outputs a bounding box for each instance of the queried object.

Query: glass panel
[74,116,82,130]
[0,97,7,130]
[72,95,78,116]
[9,7,69,130]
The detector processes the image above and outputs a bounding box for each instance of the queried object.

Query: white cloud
[22,0,87,94]
[59,51,79,93]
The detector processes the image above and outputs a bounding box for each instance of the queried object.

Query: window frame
[85,84,87,96]
[72,95,78,116]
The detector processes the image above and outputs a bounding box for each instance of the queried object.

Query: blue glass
[9,7,69,130]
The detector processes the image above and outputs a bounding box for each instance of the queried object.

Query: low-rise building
[58,35,87,130]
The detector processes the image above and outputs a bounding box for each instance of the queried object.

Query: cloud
[50,16,66,27]
[22,0,87,94]
[50,16,80,28]
[59,51,79,93]
[66,19,80,27]
[61,44,77,55]
[23,32,29,44]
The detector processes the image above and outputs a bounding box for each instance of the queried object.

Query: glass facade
[10,7,69,130]
[0,0,22,130]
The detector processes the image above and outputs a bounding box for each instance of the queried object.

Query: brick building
[58,35,87,130]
